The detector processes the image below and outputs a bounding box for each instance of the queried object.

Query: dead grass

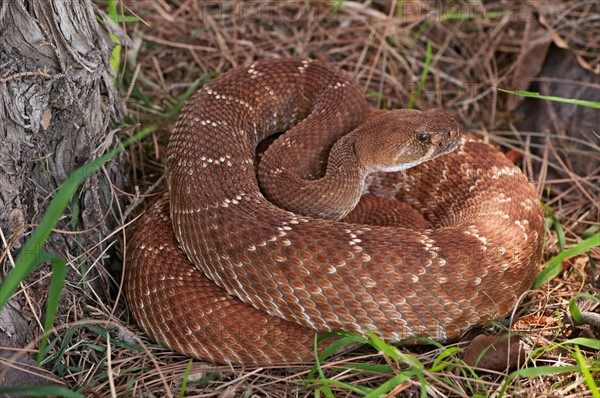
[4,0,598,396]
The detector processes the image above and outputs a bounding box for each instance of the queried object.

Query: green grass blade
[45,326,77,372]
[36,251,67,364]
[364,371,416,398]
[498,365,581,397]
[498,89,600,109]
[408,40,432,109]
[311,334,335,398]
[0,126,156,309]
[328,0,344,20]
[532,232,600,289]
[416,372,429,398]
[568,298,585,325]
[307,331,368,383]
[367,331,400,359]
[441,9,505,21]
[583,225,599,239]
[109,34,122,73]
[367,331,423,370]
[102,0,139,73]
[106,0,139,23]
[180,359,194,398]
[396,1,403,18]
[342,363,393,374]
[0,126,157,358]
[566,292,598,326]
[318,334,367,363]
[573,345,600,398]
[311,378,371,395]
[0,179,81,311]
[564,337,600,351]
[431,346,462,372]
[541,202,565,251]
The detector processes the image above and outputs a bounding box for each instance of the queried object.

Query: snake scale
[125,58,544,365]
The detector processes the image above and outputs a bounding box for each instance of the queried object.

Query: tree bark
[0,0,126,386]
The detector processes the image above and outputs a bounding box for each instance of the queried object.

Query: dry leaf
[538,13,597,73]
[462,334,528,371]
[40,107,52,130]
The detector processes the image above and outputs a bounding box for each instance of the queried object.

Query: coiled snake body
[125,59,544,365]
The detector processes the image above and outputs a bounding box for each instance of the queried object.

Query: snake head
[414,108,461,155]
[355,108,461,173]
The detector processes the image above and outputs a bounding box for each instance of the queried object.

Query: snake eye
[417,132,430,143]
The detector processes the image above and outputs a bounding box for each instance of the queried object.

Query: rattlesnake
[125,58,544,365]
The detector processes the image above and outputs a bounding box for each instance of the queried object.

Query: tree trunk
[0,0,125,387]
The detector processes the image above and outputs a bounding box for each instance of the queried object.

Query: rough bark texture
[0,0,125,387]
